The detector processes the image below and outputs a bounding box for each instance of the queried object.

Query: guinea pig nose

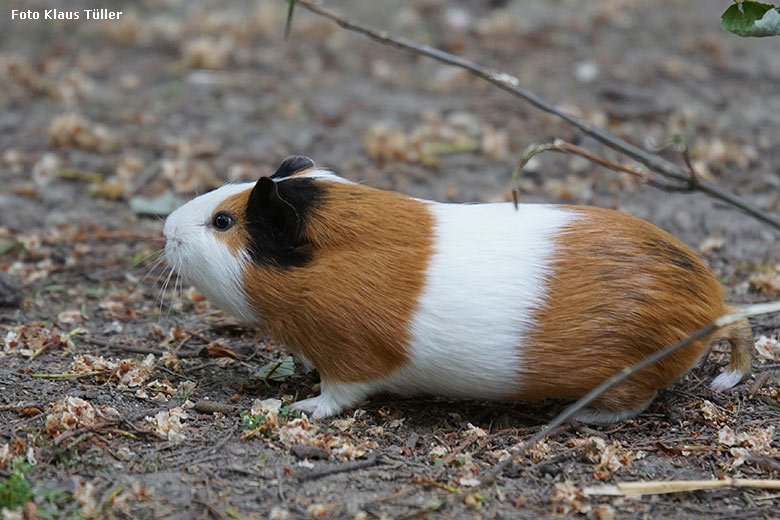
[163,221,179,240]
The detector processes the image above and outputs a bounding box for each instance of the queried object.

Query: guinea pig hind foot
[290,381,372,419]
[574,392,656,425]
[710,369,744,392]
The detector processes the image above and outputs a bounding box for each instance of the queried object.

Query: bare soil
[1,0,779,518]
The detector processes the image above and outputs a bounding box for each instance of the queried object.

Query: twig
[0,404,41,412]
[177,426,239,469]
[218,466,267,479]
[284,0,297,40]
[414,476,460,494]
[748,371,771,396]
[511,138,654,207]
[276,467,286,501]
[288,0,780,232]
[103,343,202,358]
[432,427,516,480]
[53,423,161,445]
[193,498,230,520]
[583,478,780,496]
[30,371,106,379]
[479,300,780,486]
[296,451,379,482]
[746,456,780,473]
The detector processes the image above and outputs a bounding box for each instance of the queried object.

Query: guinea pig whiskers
[177,269,185,314]
[133,248,165,266]
[153,265,168,314]
[165,260,184,322]
[157,263,176,323]
[131,249,167,292]
[146,254,173,297]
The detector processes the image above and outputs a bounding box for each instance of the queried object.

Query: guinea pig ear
[271,155,316,179]
[247,177,300,237]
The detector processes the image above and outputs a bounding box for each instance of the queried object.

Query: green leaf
[254,356,295,382]
[722,2,780,37]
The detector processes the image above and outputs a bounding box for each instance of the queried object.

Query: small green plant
[278,405,302,420]
[240,411,266,430]
[173,387,195,401]
[0,461,34,510]
[0,461,74,518]
[35,487,71,519]
[138,456,162,474]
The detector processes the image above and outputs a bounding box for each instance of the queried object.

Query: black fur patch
[245,177,325,268]
[270,155,316,179]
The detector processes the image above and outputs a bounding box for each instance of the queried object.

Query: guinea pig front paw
[290,381,370,419]
[290,396,341,419]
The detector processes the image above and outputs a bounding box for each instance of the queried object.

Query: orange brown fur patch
[520,206,726,413]
[211,190,252,257]
[243,181,435,384]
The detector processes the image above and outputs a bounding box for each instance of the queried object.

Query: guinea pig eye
[212,212,235,231]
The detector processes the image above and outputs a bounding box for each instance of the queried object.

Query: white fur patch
[290,380,373,419]
[277,168,354,184]
[163,183,258,324]
[710,369,743,392]
[374,202,576,400]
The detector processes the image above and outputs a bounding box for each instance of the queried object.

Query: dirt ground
[1,0,779,518]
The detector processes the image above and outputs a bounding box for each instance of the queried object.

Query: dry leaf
[205,342,240,360]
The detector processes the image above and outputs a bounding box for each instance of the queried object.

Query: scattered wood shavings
[3,323,75,358]
[145,408,188,443]
[755,335,780,360]
[45,396,118,437]
[47,113,117,152]
[717,425,778,468]
[362,112,508,167]
[182,36,233,69]
[749,265,780,296]
[550,481,590,515]
[700,399,729,423]
[241,398,376,460]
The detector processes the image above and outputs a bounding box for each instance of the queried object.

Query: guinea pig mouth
[164,239,184,270]
[165,237,183,249]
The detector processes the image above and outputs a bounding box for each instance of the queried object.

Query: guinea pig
[163,155,753,422]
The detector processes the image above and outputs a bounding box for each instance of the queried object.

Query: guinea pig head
[163,157,323,325]
[163,181,257,323]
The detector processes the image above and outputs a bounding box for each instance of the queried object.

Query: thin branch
[288,0,780,232]
[584,478,780,496]
[296,451,379,482]
[284,0,297,40]
[479,300,780,486]
[511,138,657,208]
